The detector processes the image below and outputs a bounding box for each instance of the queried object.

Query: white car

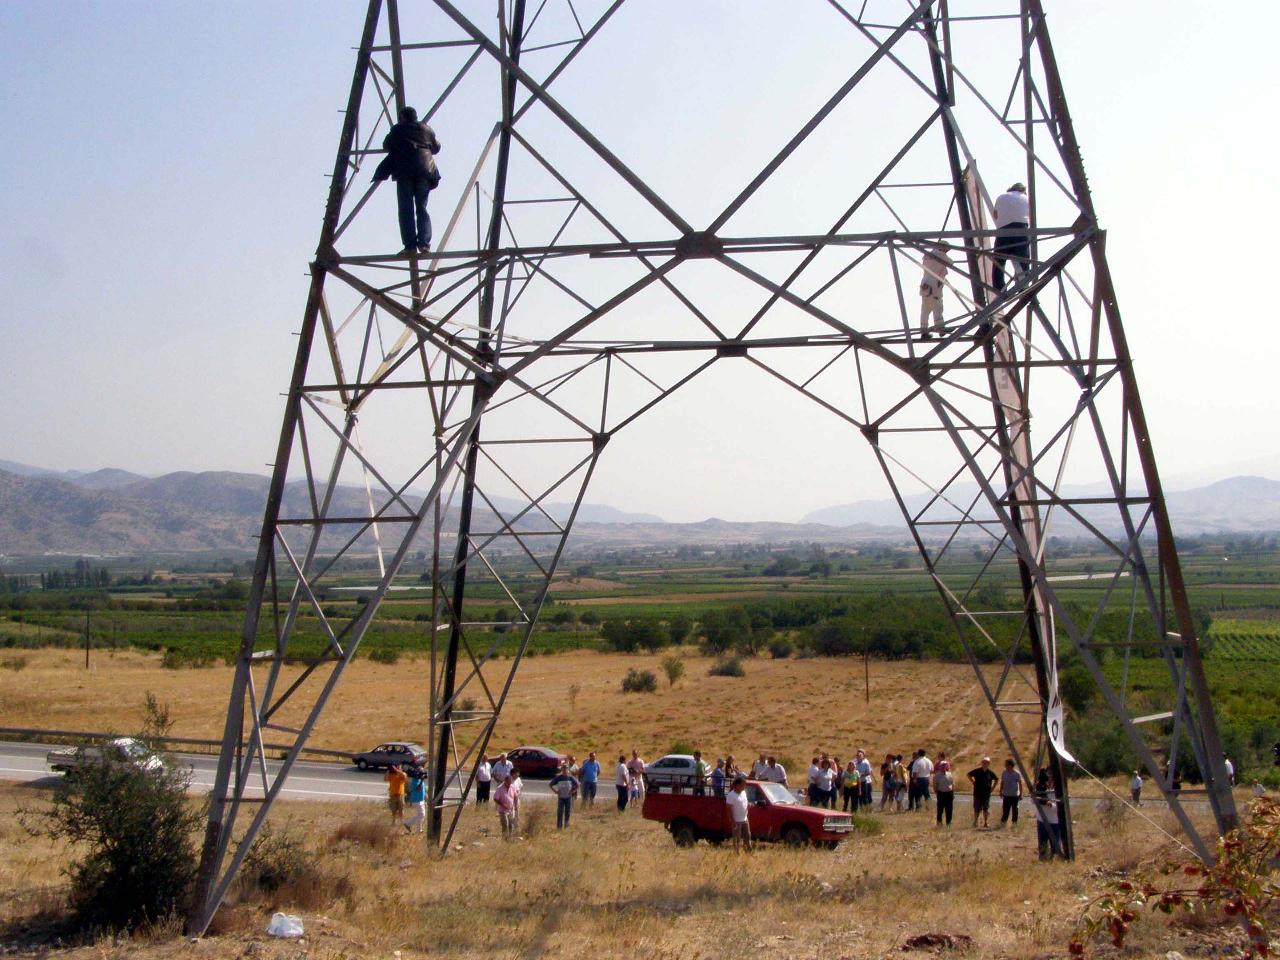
[643,754,702,789]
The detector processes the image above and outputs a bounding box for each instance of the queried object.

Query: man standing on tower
[373,106,441,255]
[992,181,1030,291]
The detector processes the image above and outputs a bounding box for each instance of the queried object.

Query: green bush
[367,647,400,664]
[661,655,685,687]
[708,656,745,678]
[26,749,200,930]
[621,668,658,693]
[768,636,793,659]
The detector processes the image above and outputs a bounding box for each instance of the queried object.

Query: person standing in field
[918,242,952,339]
[494,773,518,839]
[475,756,492,806]
[491,753,513,785]
[549,761,580,830]
[808,757,822,806]
[372,106,441,255]
[910,749,933,811]
[1224,755,1236,787]
[385,762,407,826]
[841,760,860,813]
[764,756,788,787]
[855,750,873,810]
[999,759,1023,827]
[934,752,955,826]
[880,754,895,811]
[893,755,910,812]
[580,751,600,808]
[968,757,999,829]
[1129,770,1143,806]
[509,769,523,834]
[751,753,769,779]
[992,181,1030,291]
[404,766,427,834]
[615,754,631,811]
[816,758,838,808]
[628,750,647,799]
[1033,768,1063,860]
[727,776,752,852]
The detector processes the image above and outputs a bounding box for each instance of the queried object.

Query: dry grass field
[0,780,1249,959]
[0,648,1037,768]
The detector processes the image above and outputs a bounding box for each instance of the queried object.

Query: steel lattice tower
[189,0,1237,934]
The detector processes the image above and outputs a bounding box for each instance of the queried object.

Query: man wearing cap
[992,181,1031,291]
[967,756,999,829]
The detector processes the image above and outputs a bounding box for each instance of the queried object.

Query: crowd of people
[378,742,1084,861]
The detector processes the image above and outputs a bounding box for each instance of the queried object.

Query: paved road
[0,741,559,803]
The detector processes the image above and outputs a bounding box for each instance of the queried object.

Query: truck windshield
[758,782,797,805]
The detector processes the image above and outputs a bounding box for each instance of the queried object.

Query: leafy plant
[621,668,658,693]
[661,655,685,687]
[1071,796,1280,957]
[708,656,745,678]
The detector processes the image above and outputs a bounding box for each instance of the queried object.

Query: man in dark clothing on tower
[373,106,441,254]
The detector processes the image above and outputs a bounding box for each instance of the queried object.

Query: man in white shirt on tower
[992,181,1031,292]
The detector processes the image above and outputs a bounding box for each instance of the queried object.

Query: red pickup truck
[642,780,854,848]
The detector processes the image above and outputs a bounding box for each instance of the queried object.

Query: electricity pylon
[188,0,1236,934]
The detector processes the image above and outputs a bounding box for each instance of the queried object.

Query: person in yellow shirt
[385,763,408,824]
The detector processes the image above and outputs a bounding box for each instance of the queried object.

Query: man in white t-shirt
[490,754,513,784]
[909,750,934,811]
[1129,770,1143,806]
[763,756,788,786]
[615,755,631,812]
[992,181,1031,291]
[750,753,769,779]
[726,776,752,851]
[475,757,492,806]
[1224,756,1236,786]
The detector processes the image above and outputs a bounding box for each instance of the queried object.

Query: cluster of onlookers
[381,742,1240,864]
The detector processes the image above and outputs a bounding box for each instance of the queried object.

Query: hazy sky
[2,1,1277,523]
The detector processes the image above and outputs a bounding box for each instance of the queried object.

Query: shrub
[26,747,200,930]
[661,655,685,687]
[367,647,400,665]
[621,668,658,693]
[331,817,397,852]
[669,740,695,756]
[579,610,601,626]
[768,637,793,659]
[708,656,745,678]
[0,654,27,671]
[238,825,353,911]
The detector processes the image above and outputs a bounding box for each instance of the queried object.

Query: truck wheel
[356,758,369,770]
[782,824,810,847]
[671,820,698,848]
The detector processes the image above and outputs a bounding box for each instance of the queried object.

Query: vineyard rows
[1208,620,1280,662]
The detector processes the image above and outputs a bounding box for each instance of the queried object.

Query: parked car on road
[486,745,563,779]
[643,753,699,789]
[47,737,165,775]
[642,779,854,848]
[351,742,426,771]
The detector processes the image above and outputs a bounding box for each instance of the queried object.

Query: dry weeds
[0,648,1036,768]
[0,781,1243,959]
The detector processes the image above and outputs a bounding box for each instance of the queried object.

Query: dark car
[351,741,427,771]
[487,745,564,779]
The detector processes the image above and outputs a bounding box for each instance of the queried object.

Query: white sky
[1,1,1276,523]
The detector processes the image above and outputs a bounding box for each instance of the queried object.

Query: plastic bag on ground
[267,913,304,938]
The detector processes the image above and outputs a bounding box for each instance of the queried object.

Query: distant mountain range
[800,475,1280,537]
[0,459,1275,557]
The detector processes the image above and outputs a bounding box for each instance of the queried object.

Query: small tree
[621,668,658,693]
[140,690,175,752]
[661,655,685,688]
[27,751,200,930]
[667,614,693,645]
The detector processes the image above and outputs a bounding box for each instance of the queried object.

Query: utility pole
[84,610,90,669]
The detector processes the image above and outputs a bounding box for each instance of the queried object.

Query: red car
[642,779,854,848]
[487,745,564,779]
